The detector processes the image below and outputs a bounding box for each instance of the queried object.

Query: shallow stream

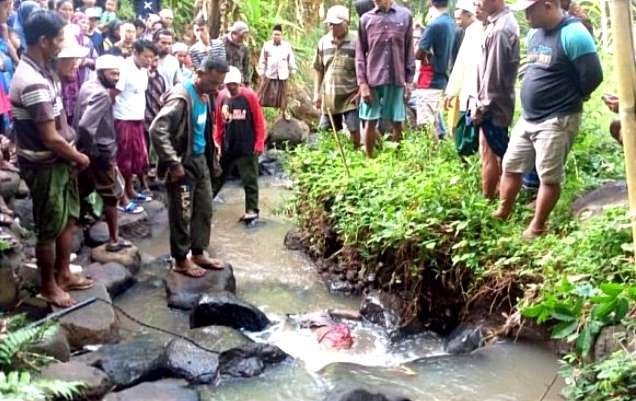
[117,178,564,401]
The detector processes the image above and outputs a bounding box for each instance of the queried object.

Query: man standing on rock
[313,5,361,148]
[11,10,93,306]
[472,0,520,199]
[151,56,229,278]
[356,0,415,158]
[75,54,133,253]
[494,0,602,239]
[213,66,266,224]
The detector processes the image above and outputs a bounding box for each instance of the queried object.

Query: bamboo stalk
[601,0,610,51]
[609,0,636,263]
[327,108,351,178]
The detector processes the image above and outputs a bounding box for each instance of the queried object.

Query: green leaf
[551,305,577,322]
[551,320,578,340]
[591,300,616,320]
[576,326,595,356]
[599,283,625,298]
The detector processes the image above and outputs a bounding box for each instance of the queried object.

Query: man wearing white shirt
[154,29,181,90]
[113,39,157,213]
[257,24,297,117]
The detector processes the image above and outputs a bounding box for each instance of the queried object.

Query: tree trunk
[208,0,223,38]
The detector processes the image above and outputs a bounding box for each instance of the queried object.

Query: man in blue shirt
[494,0,602,239]
[414,0,455,136]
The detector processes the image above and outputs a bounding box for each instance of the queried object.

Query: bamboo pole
[327,108,351,178]
[601,0,610,51]
[609,0,636,262]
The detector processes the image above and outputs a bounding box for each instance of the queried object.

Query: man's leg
[37,240,73,307]
[212,156,232,199]
[166,167,205,277]
[364,119,378,158]
[237,155,259,214]
[189,156,223,269]
[391,122,403,143]
[479,128,501,200]
[54,218,85,289]
[494,172,523,219]
[344,110,361,148]
[526,182,560,235]
[105,205,118,243]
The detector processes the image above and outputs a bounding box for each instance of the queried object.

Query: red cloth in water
[318,323,353,349]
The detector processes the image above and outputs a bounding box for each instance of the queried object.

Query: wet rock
[54,283,117,349]
[284,229,306,251]
[0,252,20,310]
[0,170,21,199]
[360,291,401,329]
[84,262,135,297]
[268,117,310,148]
[288,84,321,127]
[190,291,271,331]
[103,379,198,401]
[329,280,353,293]
[75,338,165,389]
[87,221,110,246]
[162,338,219,384]
[91,244,141,275]
[219,342,289,378]
[346,270,358,283]
[117,210,151,240]
[594,324,636,362]
[40,361,113,399]
[444,324,483,354]
[30,326,70,362]
[12,198,34,230]
[164,264,236,310]
[330,389,412,401]
[572,180,628,218]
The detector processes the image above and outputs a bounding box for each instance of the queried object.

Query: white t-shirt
[158,54,182,91]
[113,57,148,121]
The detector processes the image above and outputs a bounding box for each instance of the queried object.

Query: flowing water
[116,178,565,401]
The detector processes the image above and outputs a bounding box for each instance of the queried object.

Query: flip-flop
[134,193,153,203]
[173,266,207,278]
[105,239,133,253]
[118,201,144,214]
[62,276,95,291]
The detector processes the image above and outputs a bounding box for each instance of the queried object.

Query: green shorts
[21,163,80,243]
[359,85,406,122]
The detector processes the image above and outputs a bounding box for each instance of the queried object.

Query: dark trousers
[166,155,213,261]
[212,154,259,212]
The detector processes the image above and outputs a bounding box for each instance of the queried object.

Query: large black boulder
[444,324,483,354]
[164,263,236,310]
[329,389,412,401]
[190,291,270,331]
[219,342,288,378]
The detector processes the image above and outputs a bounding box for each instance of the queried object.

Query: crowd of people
[0,0,605,307]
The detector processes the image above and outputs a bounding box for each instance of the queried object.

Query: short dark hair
[133,19,145,30]
[153,28,173,42]
[24,10,64,46]
[272,24,282,33]
[55,0,71,10]
[133,39,158,55]
[201,56,229,73]
[431,0,449,7]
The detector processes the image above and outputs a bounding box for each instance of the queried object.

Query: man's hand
[74,152,90,171]
[471,108,484,126]
[443,96,456,111]
[313,94,321,110]
[169,163,186,183]
[214,142,222,161]
[360,83,372,104]
[603,94,619,113]
[404,84,412,102]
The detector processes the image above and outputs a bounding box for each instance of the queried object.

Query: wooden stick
[609,0,636,264]
[327,108,351,178]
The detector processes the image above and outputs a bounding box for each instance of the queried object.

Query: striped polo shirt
[314,31,358,114]
[10,55,75,166]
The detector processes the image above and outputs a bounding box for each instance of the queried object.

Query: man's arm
[477,29,518,115]
[78,90,112,160]
[404,14,415,84]
[257,44,267,77]
[37,120,88,168]
[149,97,186,167]
[246,89,266,153]
[242,47,251,84]
[213,91,226,150]
[355,20,369,86]
[312,43,325,108]
[562,22,603,98]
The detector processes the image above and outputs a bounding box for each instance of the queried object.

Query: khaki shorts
[503,113,581,184]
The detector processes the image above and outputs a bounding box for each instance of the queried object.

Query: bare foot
[58,275,95,291]
[492,205,512,220]
[175,259,207,278]
[522,226,547,241]
[191,255,225,270]
[41,285,76,308]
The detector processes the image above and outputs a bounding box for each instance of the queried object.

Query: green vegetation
[0,316,83,401]
[287,75,634,398]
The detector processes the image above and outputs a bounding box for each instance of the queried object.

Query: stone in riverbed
[40,361,113,399]
[87,221,110,246]
[12,198,34,230]
[91,244,141,275]
[30,326,70,362]
[329,389,412,401]
[593,324,636,362]
[162,337,220,384]
[572,180,628,218]
[103,379,198,401]
[444,324,483,354]
[284,229,306,251]
[190,291,271,331]
[75,338,165,389]
[164,263,236,310]
[84,262,135,297]
[219,342,288,378]
[54,282,117,349]
[267,117,309,147]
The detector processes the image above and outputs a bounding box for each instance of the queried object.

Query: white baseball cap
[455,0,476,14]
[510,0,541,11]
[58,32,89,59]
[224,66,242,84]
[159,8,174,19]
[230,21,249,34]
[324,5,349,25]
[96,55,123,70]
[172,42,188,53]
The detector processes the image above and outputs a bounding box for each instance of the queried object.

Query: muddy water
[118,178,564,401]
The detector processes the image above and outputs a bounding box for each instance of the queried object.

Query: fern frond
[0,370,84,401]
